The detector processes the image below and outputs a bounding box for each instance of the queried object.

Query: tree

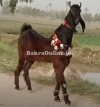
[93,13,100,22]
[46,5,48,11]
[2,1,10,14]
[0,0,34,14]
[49,3,52,11]
[82,13,92,22]
[65,1,69,11]
[85,7,89,13]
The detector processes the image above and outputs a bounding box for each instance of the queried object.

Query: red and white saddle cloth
[51,34,73,56]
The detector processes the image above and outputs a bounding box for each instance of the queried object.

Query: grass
[0,19,57,36]
[32,76,100,103]
[0,17,100,36]
[73,36,100,46]
[0,41,18,72]
[68,80,100,103]
[72,35,100,66]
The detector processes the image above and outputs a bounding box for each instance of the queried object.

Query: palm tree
[49,3,52,11]
[0,0,34,14]
[65,1,69,11]
[46,5,48,11]
[85,7,89,13]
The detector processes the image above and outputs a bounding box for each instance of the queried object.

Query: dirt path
[0,73,100,107]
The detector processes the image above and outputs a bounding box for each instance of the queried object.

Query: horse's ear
[79,2,82,8]
[68,1,71,8]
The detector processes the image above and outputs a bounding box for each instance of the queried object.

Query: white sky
[1,0,100,15]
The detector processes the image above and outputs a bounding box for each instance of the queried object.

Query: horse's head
[68,1,82,24]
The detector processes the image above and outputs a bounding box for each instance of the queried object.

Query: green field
[74,36,100,46]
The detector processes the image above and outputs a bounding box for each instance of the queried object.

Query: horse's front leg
[53,73,61,102]
[55,72,71,105]
[61,75,71,105]
[53,58,71,104]
[53,60,61,102]
[61,58,71,105]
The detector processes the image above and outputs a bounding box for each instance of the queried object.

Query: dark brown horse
[14,2,82,105]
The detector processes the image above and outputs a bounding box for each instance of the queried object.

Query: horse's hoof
[68,100,71,105]
[65,100,71,105]
[64,95,71,105]
[15,86,19,90]
[66,101,71,105]
[27,88,32,91]
[55,96,60,102]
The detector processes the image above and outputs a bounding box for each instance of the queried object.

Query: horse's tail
[21,23,33,34]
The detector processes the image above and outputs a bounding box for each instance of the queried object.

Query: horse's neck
[65,14,74,30]
[49,23,63,39]
[65,12,75,27]
[49,12,75,39]
[54,24,63,34]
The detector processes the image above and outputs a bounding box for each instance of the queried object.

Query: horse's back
[18,29,52,52]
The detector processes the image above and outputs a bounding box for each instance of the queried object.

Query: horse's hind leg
[23,61,34,90]
[14,59,25,90]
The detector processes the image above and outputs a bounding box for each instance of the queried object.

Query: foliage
[93,13,100,22]
[15,5,100,22]
[74,36,100,46]
[0,0,33,14]
[2,1,11,14]
[82,13,93,22]
[1,0,100,22]
[15,6,67,19]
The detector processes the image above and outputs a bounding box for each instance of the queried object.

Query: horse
[14,1,82,105]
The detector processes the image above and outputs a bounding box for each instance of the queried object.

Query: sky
[1,0,100,15]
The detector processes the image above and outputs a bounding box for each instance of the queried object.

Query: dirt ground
[0,73,100,107]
